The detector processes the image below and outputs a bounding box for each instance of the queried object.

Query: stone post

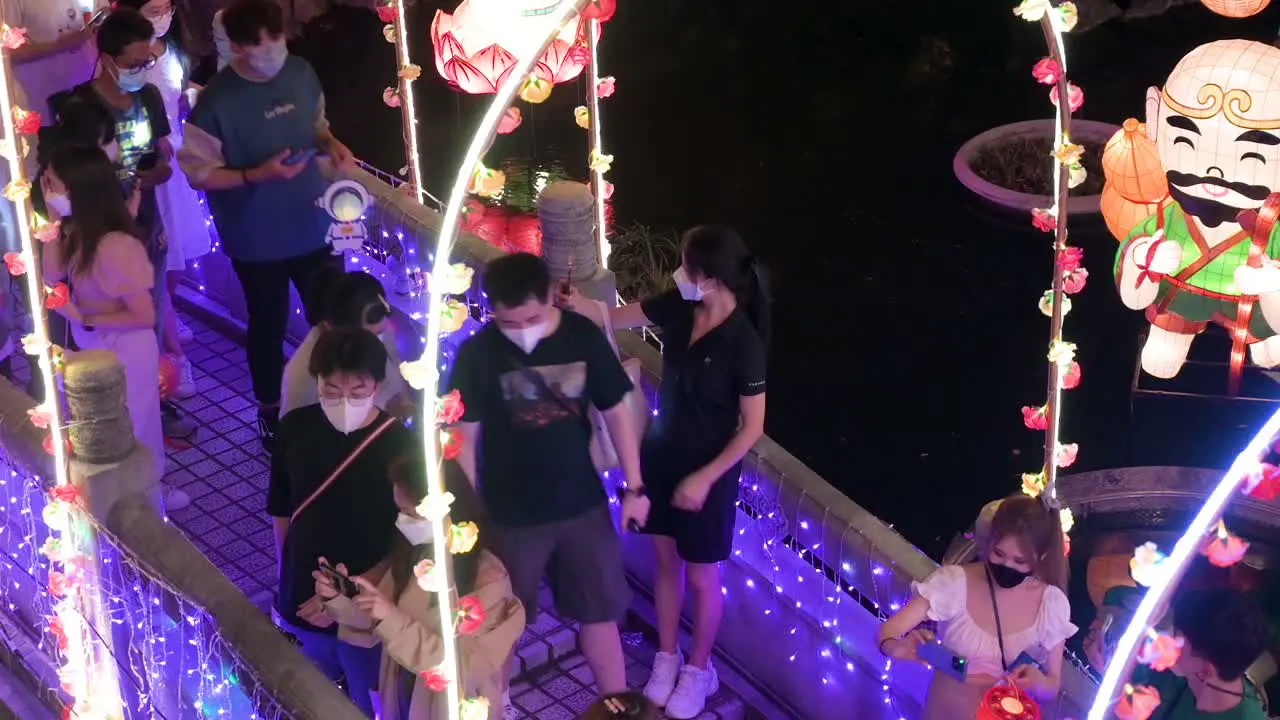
[538,180,617,305]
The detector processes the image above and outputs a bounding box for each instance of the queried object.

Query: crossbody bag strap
[984,566,1009,672]
[290,415,399,525]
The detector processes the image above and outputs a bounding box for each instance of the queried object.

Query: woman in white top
[111,0,210,397]
[280,267,412,417]
[877,495,1077,719]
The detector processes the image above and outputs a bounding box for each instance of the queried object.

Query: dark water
[317,1,1280,558]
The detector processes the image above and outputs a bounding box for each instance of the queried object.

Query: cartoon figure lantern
[318,180,372,255]
[1114,40,1280,380]
[431,0,601,95]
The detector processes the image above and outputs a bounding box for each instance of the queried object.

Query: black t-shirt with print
[639,290,767,473]
[448,310,633,527]
[268,405,410,633]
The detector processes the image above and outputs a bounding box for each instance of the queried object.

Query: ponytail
[740,257,772,348]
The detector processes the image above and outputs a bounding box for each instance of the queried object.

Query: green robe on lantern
[1114,202,1280,339]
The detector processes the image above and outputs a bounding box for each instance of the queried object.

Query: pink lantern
[431,1,604,95]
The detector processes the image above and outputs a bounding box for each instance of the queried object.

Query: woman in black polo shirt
[559,225,768,719]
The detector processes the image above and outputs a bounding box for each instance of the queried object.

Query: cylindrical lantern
[1103,118,1167,204]
[1200,0,1271,16]
[977,685,1041,720]
[1102,184,1167,242]
[431,1,604,94]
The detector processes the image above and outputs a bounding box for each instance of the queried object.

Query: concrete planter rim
[954,119,1122,215]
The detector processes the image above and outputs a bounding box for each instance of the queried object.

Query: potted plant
[953,118,1120,214]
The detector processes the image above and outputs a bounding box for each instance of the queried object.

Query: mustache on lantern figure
[1166,170,1273,228]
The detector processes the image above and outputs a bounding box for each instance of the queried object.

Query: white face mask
[672,266,705,301]
[245,40,288,78]
[319,395,374,434]
[395,513,434,546]
[44,192,71,219]
[150,12,173,39]
[500,322,547,354]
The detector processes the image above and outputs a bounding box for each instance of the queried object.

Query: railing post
[539,180,616,304]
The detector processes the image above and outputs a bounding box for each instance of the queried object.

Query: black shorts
[641,454,741,565]
[489,503,630,625]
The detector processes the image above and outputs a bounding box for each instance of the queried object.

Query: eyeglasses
[117,53,159,73]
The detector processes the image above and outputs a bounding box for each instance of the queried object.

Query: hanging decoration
[381,0,427,206]
[1199,0,1272,16]
[1013,0,1081,542]
[1109,40,1280,393]
[0,9,121,716]
[431,0,602,96]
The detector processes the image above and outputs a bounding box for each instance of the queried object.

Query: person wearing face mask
[877,495,1076,720]
[268,326,412,716]
[39,145,189,513]
[179,0,355,455]
[314,454,525,720]
[280,266,412,418]
[112,0,210,372]
[557,225,768,718]
[448,252,647,704]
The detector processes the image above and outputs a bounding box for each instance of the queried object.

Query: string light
[382,1,426,205]
[584,17,610,267]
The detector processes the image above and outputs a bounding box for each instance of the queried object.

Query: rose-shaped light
[1116,684,1161,720]
[420,668,450,692]
[4,251,27,276]
[1031,57,1062,85]
[459,697,492,720]
[382,88,401,108]
[1050,83,1085,113]
[3,180,30,203]
[1062,361,1081,389]
[1059,508,1074,533]
[1131,542,1167,587]
[1022,472,1045,498]
[1243,462,1280,501]
[596,76,616,98]
[574,106,590,129]
[433,262,475,296]
[377,3,397,23]
[1038,291,1071,318]
[12,107,40,136]
[1055,442,1078,468]
[1047,340,1076,367]
[588,149,614,174]
[1013,0,1052,20]
[417,491,456,523]
[440,300,468,335]
[33,221,60,243]
[400,359,431,391]
[1031,208,1056,232]
[44,283,69,310]
[468,163,505,198]
[431,1,595,94]
[0,25,28,51]
[414,559,446,592]
[457,595,486,634]
[519,75,553,104]
[442,428,463,460]
[1202,521,1249,568]
[27,406,52,430]
[436,390,466,425]
[496,107,522,135]
[1022,405,1048,430]
[449,521,480,554]
[1063,267,1088,295]
[1137,631,1184,672]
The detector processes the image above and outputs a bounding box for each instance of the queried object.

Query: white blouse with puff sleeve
[912,565,1077,678]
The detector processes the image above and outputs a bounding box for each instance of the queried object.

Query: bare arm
[456,421,480,488]
[878,594,930,647]
[608,302,653,331]
[10,29,89,64]
[82,290,155,330]
[695,393,765,480]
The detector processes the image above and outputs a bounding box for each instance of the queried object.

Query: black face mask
[987,561,1031,589]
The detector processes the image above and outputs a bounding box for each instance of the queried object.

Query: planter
[953,119,1121,215]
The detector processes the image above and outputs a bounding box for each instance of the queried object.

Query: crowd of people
[6,1,1273,720]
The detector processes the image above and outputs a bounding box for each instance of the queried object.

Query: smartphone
[86,8,110,28]
[919,640,968,683]
[136,152,159,172]
[283,148,318,167]
[1009,651,1045,674]
[319,561,358,598]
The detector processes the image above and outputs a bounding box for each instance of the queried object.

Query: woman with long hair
[558,224,769,718]
[40,145,167,499]
[315,456,525,720]
[111,0,210,390]
[877,495,1076,719]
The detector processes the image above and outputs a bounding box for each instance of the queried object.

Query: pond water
[323,0,1280,557]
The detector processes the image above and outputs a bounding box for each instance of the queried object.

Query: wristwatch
[618,484,647,500]
[81,317,96,332]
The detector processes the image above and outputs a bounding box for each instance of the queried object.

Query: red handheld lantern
[977,684,1041,720]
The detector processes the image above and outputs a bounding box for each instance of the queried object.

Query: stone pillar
[538,181,617,305]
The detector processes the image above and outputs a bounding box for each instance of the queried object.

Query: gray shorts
[490,503,630,625]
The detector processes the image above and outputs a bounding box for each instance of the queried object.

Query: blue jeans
[284,622,382,717]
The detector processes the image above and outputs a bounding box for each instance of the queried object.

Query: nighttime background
[290,0,1280,558]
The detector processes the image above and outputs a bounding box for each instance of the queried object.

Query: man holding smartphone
[180,0,354,454]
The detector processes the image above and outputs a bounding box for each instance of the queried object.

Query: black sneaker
[257,410,279,455]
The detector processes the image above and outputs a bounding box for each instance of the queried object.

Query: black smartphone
[319,561,358,598]
[283,148,318,167]
[87,8,110,28]
[136,152,158,172]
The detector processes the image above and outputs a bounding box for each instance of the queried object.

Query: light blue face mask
[116,66,148,93]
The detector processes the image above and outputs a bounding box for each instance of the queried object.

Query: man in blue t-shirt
[178,0,353,453]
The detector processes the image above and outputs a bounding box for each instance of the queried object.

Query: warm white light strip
[585,19,609,267]
[1087,407,1280,719]
[393,0,425,206]
[1044,14,1067,507]
[419,2,589,716]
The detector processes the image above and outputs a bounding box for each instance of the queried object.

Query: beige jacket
[324,551,526,720]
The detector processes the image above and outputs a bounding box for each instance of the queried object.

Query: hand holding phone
[919,640,969,683]
[319,560,358,598]
[283,148,318,167]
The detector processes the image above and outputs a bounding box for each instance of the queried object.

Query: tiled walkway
[160,307,748,720]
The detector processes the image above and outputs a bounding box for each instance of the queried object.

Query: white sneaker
[164,487,191,512]
[643,649,683,707]
[664,662,719,719]
[174,357,196,399]
[176,317,194,345]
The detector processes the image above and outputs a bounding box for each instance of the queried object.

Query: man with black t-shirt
[449,253,649,697]
[268,327,410,715]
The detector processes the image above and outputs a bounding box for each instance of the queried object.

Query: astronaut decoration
[318,180,372,255]
[1113,40,1280,379]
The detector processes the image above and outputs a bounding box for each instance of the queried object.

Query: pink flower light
[1061,361,1081,389]
[1050,82,1085,113]
[430,3,601,95]
[1031,208,1057,232]
[496,107,522,135]
[1022,405,1048,431]
[1031,57,1062,85]
[1137,632,1184,672]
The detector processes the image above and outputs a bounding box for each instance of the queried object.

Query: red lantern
[431,2,598,95]
[977,684,1041,720]
[506,214,542,255]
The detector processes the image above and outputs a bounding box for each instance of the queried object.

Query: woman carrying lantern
[876,495,1076,720]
